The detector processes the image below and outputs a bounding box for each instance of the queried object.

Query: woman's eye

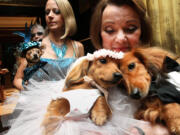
[45,9,50,15]
[53,9,60,14]
[125,26,137,33]
[104,27,114,34]
[128,63,135,70]
[99,59,107,64]
[45,9,60,15]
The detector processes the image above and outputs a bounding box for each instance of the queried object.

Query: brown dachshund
[118,47,180,135]
[41,49,123,135]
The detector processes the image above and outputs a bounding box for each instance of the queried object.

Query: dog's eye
[99,59,107,64]
[128,63,135,70]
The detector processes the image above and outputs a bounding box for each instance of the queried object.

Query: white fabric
[167,71,180,91]
[52,89,101,117]
[3,80,151,135]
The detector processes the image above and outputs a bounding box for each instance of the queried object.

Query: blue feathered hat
[19,41,40,56]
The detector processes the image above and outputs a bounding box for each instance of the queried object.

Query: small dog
[20,42,45,83]
[22,46,44,67]
[118,47,180,134]
[42,49,123,135]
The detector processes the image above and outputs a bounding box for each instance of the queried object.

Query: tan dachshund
[118,47,180,134]
[41,49,123,135]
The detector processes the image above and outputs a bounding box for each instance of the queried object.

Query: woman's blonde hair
[54,0,77,39]
[90,0,152,49]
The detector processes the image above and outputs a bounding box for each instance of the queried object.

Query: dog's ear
[133,48,162,77]
[21,50,27,58]
[65,58,90,88]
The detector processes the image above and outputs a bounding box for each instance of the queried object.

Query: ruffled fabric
[86,49,124,61]
[3,79,150,135]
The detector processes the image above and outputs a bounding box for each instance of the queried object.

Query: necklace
[50,40,67,59]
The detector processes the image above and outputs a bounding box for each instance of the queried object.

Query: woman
[90,0,170,134]
[31,24,45,42]
[13,0,84,90]
[4,0,84,134]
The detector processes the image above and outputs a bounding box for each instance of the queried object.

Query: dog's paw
[91,110,108,126]
[168,119,180,135]
[41,116,62,135]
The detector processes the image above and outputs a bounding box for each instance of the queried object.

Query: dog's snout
[33,54,38,59]
[113,72,122,82]
[130,88,141,99]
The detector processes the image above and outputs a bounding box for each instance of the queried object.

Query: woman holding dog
[13,0,84,90]
[4,0,170,135]
[4,0,84,134]
[90,0,170,135]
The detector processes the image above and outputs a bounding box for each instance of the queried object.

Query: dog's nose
[130,88,141,99]
[33,54,38,59]
[113,72,122,82]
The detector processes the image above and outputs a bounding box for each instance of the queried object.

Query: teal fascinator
[19,41,40,56]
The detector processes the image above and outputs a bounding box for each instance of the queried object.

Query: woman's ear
[65,59,90,88]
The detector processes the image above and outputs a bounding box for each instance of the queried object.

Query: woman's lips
[112,47,129,52]
[48,22,56,25]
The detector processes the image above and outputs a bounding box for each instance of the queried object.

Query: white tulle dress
[1,55,152,135]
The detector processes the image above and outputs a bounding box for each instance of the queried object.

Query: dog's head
[119,47,177,99]
[64,49,124,90]
[24,46,44,65]
[19,41,44,66]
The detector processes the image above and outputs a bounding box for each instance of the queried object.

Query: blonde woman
[13,0,84,90]
[90,0,170,135]
[4,0,84,134]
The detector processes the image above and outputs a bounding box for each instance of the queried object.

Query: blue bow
[23,61,47,82]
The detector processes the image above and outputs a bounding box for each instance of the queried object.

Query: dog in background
[21,42,44,67]
[19,41,46,84]
[118,47,180,134]
[42,49,123,135]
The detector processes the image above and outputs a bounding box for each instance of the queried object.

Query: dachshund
[118,47,180,134]
[41,49,124,135]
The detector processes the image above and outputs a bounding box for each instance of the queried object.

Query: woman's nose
[35,35,39,38]
[115,31,127,43]
[48,10,54,18]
